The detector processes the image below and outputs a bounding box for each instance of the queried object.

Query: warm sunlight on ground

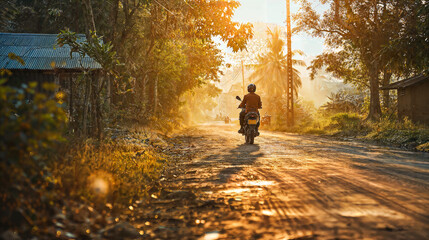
[2,0,428,239]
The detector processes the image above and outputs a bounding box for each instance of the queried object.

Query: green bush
[326,112,368,136]
[417,142,429,152]
[54,135,166,205]
[366,117,429,149]
[322,89,365,114]
[0,80,66,173]
[0,79,66,229]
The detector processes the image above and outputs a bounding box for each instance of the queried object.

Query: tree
[181,82,222,124]
[6,0,254,130]
[248,27,305,114]
[296,0,405,120]
[110,0,253,121]
[382,0,429,75]
[0,1,17,31]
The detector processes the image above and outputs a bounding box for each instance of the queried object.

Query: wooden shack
[382,75,429,125]
[0,32,102,89]
[0,32,107,134]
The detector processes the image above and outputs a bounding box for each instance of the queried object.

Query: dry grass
[266,112,429,151]
[366,117,429,150]
[53,130,167,207]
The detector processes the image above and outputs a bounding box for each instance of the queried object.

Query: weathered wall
[398,81,429,125]
[8,70,54,92]
[410,81,429,125]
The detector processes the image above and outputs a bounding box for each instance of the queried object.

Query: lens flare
[91,178,108,195]
[88,171,113,196]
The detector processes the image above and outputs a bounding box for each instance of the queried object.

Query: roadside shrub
[325,112,368,136]
[417,142,429,152]
[0,80,66,230]
[54,134,166,206]
[321,89,365,114]
[299,112,332,135]
[0,77,168,233]
[264,98,317,132]
[0,81,66,166]
[366,117,429,149]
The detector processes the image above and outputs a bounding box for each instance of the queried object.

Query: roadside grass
[0,81,170,236]
[54,131,166,207]
[269,112,429,151]
[417,142,429,152]
[300,112,370,136]
[1,126,169,236]
[366,117,429,150]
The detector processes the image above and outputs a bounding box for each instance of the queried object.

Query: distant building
[382,75,429,125]
[0,32,101,89]
[0,32,104,121]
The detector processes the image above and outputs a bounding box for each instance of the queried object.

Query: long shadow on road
[216,144,263,183]
[188,142,264,184]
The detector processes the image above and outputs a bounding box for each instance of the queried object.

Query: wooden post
[286,0,294,126]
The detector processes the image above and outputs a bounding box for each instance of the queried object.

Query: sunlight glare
[88,171,113,197]
[91,178,108,195]
[262,210,276,216]
[222,188,251,194]
[201,231,220,240]
[241,180,275,187]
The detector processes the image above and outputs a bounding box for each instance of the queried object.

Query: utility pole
[241,60,245,96]
[286,0,294,126]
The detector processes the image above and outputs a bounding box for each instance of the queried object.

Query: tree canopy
[3,0,254,130]
[296,0,428,120]
[248,27,305,115]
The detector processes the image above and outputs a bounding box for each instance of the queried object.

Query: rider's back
[239,92,262,113]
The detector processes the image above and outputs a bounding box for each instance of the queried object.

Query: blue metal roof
[0,32,102,70]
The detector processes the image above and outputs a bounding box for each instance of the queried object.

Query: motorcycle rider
[238,83,262,134]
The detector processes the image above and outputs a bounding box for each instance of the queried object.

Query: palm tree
[248,27,305,110]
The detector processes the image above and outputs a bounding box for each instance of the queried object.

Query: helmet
[247,83,256,93]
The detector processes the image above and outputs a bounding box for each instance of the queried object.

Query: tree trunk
[82,75,91,136]
[69,74,74,132]
[81,0,96,38]
[154,74,159,117]
[90,74,98,137]
[367,64,382,120]
[142,74,147,115]
[108,0,120,43]
[382,70,392,109]
[105,74,111,113]
[135,74,147,118]
[94,73,102,139]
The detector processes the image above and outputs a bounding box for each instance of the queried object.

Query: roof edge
[0,32,86,37]
[381,74,429,90]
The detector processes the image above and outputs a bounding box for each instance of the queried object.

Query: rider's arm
[238,95,247,108]
[258,96,262,109]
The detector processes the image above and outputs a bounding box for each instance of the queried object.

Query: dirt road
[143,122,429,239]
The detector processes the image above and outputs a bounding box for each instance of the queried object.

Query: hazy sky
[232,0,326,58]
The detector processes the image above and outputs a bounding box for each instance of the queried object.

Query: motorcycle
[224,116,231,124]
[236,96,260,144]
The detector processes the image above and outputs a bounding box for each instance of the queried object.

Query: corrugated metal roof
[381,75,429,89]
[0,32,102,70]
